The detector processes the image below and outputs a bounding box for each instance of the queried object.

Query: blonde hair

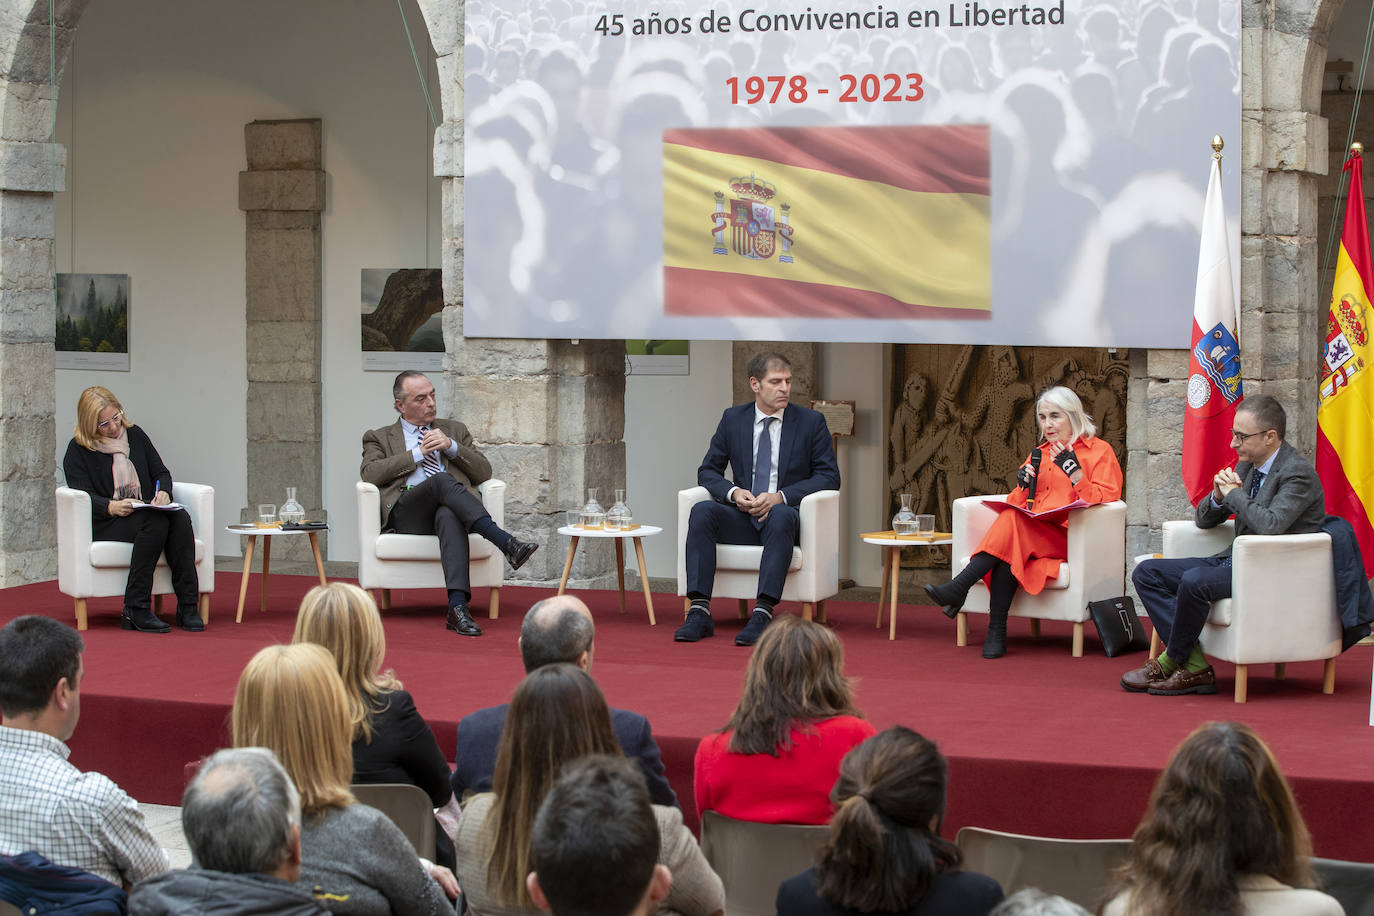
[292,583,400,742]
[73,386,131,450]
[231,643,355,818]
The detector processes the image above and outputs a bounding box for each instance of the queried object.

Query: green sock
[1185,644,1210,673]
[1157,653,1180,674]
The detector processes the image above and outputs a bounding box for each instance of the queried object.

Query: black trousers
[95,508,198,611]
[387,475,491,595]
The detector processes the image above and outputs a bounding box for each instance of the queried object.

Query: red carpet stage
[6,577,1374,862]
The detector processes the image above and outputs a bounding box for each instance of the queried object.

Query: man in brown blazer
[361,370,537,636]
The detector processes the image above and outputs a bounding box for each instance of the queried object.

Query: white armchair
[356,479,506,619]
[1157,520,1340,703]
[951,495,1126,656]
[57,483,215,631]
[676,487,840,621]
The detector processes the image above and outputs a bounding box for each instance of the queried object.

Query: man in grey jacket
[129,748,327,915]
[1122,395,1325,696]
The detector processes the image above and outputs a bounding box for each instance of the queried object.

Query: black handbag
[1087,596,1149,657]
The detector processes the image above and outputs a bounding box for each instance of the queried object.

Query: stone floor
[139,803,191,870]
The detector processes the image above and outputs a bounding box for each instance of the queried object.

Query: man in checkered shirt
[0,615,168,888]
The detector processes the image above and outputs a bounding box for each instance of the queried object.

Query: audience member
[360,369,537,637]
[129,747,327,915]
[0,615,167,888]
[293,582,457,868]
[527,755,672,916]
[451,594,675,806]
[991,889,1089,915]
[1124,396,1325,696]
[231,643,456,915]
[1101,721,1342,916]
[776,726,1003,915]
[456,664,723,916]
[676,351,841,646]
[695,616,875,824]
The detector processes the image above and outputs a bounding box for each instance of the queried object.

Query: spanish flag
[662,126,989,319]
[1317,148,1374,577]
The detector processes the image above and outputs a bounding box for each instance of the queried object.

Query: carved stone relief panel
[889,345,1129,569]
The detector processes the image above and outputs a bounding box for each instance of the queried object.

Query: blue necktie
[1248,470,1264,499]
[753,417,776,495]
[418,426,444,478]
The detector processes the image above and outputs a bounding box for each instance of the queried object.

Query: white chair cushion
[1206,597,1233,627]
[374,533,496,561]
[717,545,803,572]
[89,539,205,568]
[958,556,1069,589]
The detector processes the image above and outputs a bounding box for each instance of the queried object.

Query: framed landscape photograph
[56,273,130,371]
[361,268,443,371]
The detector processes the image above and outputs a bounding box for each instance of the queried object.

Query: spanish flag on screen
[1317,149,1374,577]
[662,125,990,319]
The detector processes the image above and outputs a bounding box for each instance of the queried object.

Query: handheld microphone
[1027,449,1042,510]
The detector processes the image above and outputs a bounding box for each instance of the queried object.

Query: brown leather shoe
[1121,658,1167,692]
[1148,665,1218,696]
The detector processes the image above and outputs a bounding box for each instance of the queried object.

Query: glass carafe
[892,493,918,535]
[581,488,605,530]
[279,487,306,525]
[606,489,632,530]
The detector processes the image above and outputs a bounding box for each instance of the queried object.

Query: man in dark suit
[450,595,678,807]
[360,370,536,637]
[1122,395,1325,696]
[675,352,841,647]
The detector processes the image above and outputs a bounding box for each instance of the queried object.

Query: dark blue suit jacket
[697,402,840,505]
[449,704,678,808]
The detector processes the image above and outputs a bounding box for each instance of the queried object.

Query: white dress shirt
[400,418,461,489]
[0,725,168,886]
[727,407,785,503]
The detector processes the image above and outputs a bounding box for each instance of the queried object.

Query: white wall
[624,342,886,588]
[55,0,440,561]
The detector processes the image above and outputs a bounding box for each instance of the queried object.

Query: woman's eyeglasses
[96,411,124,430]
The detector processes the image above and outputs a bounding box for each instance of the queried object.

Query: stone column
[1128,0,1333,561]
[0,138,64,584]
[238,119,326,561]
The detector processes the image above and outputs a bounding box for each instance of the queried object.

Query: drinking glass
[257,504,277,527]
[916,514,936,538]
[565,509,582,529]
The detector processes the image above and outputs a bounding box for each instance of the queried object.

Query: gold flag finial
[1353,141,1364,156]
[1211,135,1224,158]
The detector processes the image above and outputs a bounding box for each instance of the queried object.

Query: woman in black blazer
[63,386,202,633]
[293,582,457,869]
[776,727,1003,916]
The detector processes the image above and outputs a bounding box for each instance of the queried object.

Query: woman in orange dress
[923,386,1122,658]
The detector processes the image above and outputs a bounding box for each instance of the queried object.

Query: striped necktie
[418,427,444,478]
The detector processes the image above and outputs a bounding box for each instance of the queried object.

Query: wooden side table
[227,525,328,623]
[862,530,953,640]
[556,525,663,625]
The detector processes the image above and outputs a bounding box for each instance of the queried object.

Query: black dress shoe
[446,603,482,637]
[175,605,205,632]
[673,608,714,642]
[503,538,538,571]
[735,610,772,647]
[121,607,170,633]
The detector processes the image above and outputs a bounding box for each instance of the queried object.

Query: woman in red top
[694,616,876,825]
[924,386,1123,659]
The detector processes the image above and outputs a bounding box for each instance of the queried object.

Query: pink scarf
[94,428,141,500]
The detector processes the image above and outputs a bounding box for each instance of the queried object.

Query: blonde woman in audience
[456,663,723,916]
[1101,721,1342,916]
[292,583,457,868]
[231,643,457,915]
[776,727,1003,916]
[694,616,875,824]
